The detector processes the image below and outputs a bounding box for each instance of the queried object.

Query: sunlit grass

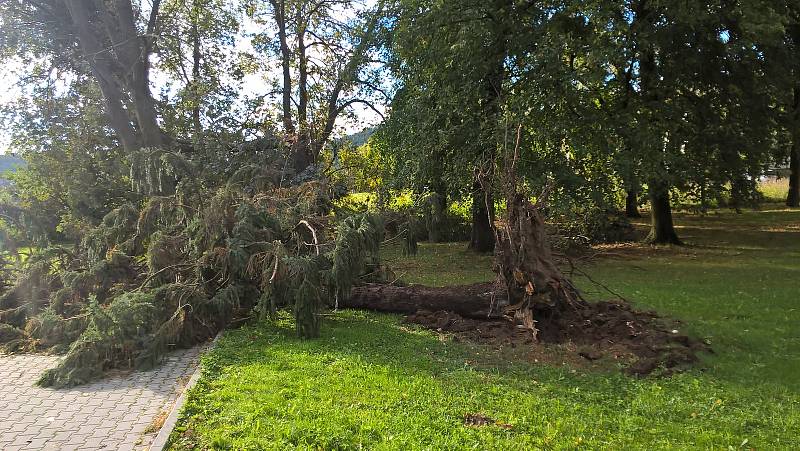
[168,208,800,450]
[759,177,789,203]
[382,242,494,286]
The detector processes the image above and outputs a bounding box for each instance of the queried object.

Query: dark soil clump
[404,299,709,376]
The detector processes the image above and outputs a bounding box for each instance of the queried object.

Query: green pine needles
[0,150,384,387]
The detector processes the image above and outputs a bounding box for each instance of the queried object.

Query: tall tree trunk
[468,179,495,253]
[787,86,799,207]
[293,20,313,177]
[109,0,164,148]
[426,180,447,243]
[788,140,800,207]
[66,0,165,151]
[191,3,202,152]
[65,0,140,152]
[625,189,641,218]
[272,0,295,136]
[467,9,505,254]
[297,14,309,130]
[645,180,681,244]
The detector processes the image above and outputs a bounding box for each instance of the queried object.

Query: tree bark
[426,186,447,243]
[191,1,203,151]
[625,189,641,218]
[788,140,800,207]
[65,0,165,151]
[271,0,295,136]
[109,0,165,148]
[787,86,799,207]
[645,180,681,244]
[468,179,495,253]
[346,283,505,319]
[65,0,140,152]
[297,13,309,130]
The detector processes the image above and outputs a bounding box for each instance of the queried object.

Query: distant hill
[0,154,24,173]
[0,154,25,186]
[345,127,377,147]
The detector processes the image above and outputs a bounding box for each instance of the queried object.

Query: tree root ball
[347,283,709,376]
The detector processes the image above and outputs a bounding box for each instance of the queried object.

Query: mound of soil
[404,299,709,376]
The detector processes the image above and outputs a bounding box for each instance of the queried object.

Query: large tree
[380,0,526,253]
[2,0,169,151]
[590,0,782,242]
[752,2,800,207]
[0,0,392,387]
[246,0,388,175]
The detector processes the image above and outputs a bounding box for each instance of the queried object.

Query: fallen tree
[0,158,386,387]
[344,131,708,376]
[0,146,709,383]
[348,282,505,319]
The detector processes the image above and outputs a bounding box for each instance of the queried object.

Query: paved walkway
[0,347,202,451]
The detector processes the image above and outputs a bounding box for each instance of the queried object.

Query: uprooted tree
[349,121,583,334]
[0,0,714,387]
[345,129,707,375]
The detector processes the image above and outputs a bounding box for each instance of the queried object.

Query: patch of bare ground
[404,299,709,377]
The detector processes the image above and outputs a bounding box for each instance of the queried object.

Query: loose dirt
[404,299,710,376]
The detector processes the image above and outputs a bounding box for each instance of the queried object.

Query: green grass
[168,206,800,450]
[382,242,494,286]
[759,178,790,203]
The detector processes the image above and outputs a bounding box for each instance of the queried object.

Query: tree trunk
[107,0,164,148]
[788,85,799,207]
[65,0,165,151]
[297,14,309,130]
[468,179,495,253]
[495,194,579,312]
[291,140,314,176]
[645,180,681,244]
[346,283,505,319]
[65,0,140,152]
[787,82,799,207]
[426,189,447,243]
[272,0,295,136]
[191,4,202,152]
[625,189,641,218]
[788,141,800,207]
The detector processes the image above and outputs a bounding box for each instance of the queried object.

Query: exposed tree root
[345,283,708,376]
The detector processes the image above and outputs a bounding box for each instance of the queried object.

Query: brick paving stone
[0,346,201,450]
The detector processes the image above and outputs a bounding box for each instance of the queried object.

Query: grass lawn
[168,206,800,450]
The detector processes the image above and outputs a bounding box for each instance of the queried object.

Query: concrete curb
[148,332,222,451]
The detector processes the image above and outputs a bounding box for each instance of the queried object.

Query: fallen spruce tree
[0,148,706,386]
[0,148,388,387]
